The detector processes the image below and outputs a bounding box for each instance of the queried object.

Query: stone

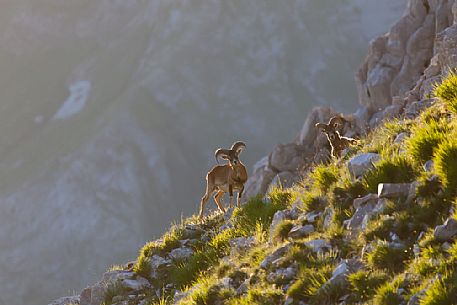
[269,210,288,239]
[242,166,277,199]
[304,239,332,253]
[346,200,377,232]
[269,171,299,191]
[347,153,381,178]
[353,193,378,209]
[404,99,435,119]
[269,143,306,172]
[48,296,80,305]
[302,211,322,223]
[423,160,434,172]
[121,277,151,290]
[434,218,457,242]
[169,247,194,261]
[378,183,412,199]
[183,224,205,239]
[229,236,256,255]
[288,225,315,239]
[266,267,296,284]
[259,244,291,269]
[393,132,408,144]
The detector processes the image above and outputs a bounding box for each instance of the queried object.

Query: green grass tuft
[434,70,457,113]
[363,155,417,193]
[406,119,450,163]
[367,241,410,273]
[348,270,389,301]
[434,139,457,197]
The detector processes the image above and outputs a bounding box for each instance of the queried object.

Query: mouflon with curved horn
[200,141,248,218]
[315,116,357,158]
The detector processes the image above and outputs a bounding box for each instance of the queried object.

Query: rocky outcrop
[244,0,457,199]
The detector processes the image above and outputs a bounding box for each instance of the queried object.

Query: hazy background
[0,1,405,304]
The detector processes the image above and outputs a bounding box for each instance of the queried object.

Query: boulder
[353,193,378,209]
[269,171,299,191]
[393,132,408,144]
[269,210,288,239]
[121,277,151,291]
[434,218,457,242]
[327,259,364,286]
[229,236,256,255]
[266,267,296,284]
[347,153,380,178]
[259,244,291,269]
[169,247,194,261]
[378,183,412,199]
[269,143,306,172]
[346,200,377,232]
[287,225,315,239]
[304,239,332,253]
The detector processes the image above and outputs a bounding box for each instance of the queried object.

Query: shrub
[348,270,388,301]
[272,220,294,242]
[133,253,152,280]
[363,155,417,193]
[434,139,457,197]
[434,70,457,113]
[420,269,457,305]
[372,278,404,305]
[310,163,339,192]
[406,119,450,163]
[367,241,410,273]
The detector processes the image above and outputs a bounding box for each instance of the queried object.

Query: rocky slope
[48,0,457,304]
[0,2,406,304]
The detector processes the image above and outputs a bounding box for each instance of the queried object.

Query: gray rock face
[378,183,412,199]
[434,218,457,242]
[270,143,306,173]
[169,247,194,261]
[259,244,291,269]
[327,259,364,286]
[346,196,378,232]
[304,239,332,253]
[288,225,315,239]
[229,236,256,255]
[347,153,380,178]
[266,267,297,284]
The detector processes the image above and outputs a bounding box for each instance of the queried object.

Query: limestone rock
[378,183,412,199]
[259,244,291,269]
[288,225,315,239]
[269,143,306,173]
[304,239,332,253]
[121,277,151,291]
[169,247,194,261]
[229,236,256,255]
[434,218,457,242]
[353,193,378,209]
[347,153,380,178]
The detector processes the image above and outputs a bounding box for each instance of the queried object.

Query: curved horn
[328,116,346,129]
[231,141,246,156]
[315,122,329,132]
[215,148,231,163]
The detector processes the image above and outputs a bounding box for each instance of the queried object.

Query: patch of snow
[54,81,91,120]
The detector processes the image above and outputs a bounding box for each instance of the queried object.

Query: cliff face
[244,0,457,200]
[48,0,457,305]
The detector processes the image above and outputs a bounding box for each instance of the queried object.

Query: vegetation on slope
[101,72,457,305]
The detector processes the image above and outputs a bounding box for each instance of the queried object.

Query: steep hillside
[53,71,457,305]
[0,2,405,304]
[48,0,457,304]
